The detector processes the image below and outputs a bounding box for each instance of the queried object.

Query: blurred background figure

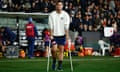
[0,0,120,58]
[0,27,16,56]
[25,17,38,59]
[42,28,51,57]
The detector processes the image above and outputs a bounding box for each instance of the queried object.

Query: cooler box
[114,48,120,56]
[6,46,19,58]
[84,47,93,56]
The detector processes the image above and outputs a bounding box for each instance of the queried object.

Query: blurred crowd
[0,0,120,57]
[0,0,120,34]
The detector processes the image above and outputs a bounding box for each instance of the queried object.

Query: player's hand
[50,36,54,40]
[7,41,11,44]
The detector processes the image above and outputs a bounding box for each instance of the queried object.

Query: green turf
[0,56,120,72]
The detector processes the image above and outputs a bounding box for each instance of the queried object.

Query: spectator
[0,0,2,10]
[75,0,80,6]
[32,0,40,12]
[115,0,120,12]
[65,2,75,14]
[11,0,21,12]
[39,0,44,11]
[75,11,83,35]
[1,0,8,11]
[93,14,101,31]
[88,14,94,31]
[7,1,14,12]
[24,1,31,12]
[83,14,89,31]
[43,7,49,13]
[69,12,77,43]
[84,7,94,31]
[48,0,55,12]
[101,17,107,27]
[116,10,120,31]
[63,1,68,10]
[109,0,115,15]
[111,19,117,32]
[109,33,120,55]
[42,0,49,12]
[80,0,88,12]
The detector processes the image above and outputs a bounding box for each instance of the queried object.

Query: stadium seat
[98,40,110,56]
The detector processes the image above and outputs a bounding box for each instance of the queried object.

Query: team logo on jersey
[27,26,32,28]
[61,17,64,20]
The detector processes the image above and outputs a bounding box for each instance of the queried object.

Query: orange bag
[19,50,26,58]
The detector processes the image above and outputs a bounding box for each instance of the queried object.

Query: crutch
[68,39,74,72]
[47,40,51,72]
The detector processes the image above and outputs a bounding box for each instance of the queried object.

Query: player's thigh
[51,44,57,52]
[58,45,64,52]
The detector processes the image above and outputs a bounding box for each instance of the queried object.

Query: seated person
[0,27,16,55]
[109,34,120,55]
[75,36,83,51]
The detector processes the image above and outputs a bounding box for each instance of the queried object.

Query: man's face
[56,2,63,11]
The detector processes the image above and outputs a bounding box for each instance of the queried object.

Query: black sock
[53,58,56,64]
[58,61,62,68]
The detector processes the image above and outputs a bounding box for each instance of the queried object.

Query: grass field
[0,56,120,72]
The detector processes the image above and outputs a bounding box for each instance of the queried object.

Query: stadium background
[0,0,120,50]
[0,0,120,72]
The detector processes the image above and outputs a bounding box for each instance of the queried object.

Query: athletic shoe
[52,63,56,71]
[113,55,120,57]
[29,57,35,59]
[57,67,63,71]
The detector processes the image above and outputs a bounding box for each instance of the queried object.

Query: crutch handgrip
[68,39,71,49]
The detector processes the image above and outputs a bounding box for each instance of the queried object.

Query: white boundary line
[0,58,120,63]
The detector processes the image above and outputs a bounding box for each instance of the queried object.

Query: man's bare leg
[51,44,57,70]
[58,45,64,70]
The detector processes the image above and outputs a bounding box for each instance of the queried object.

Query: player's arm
[34,26,39,37]
[48,14,54,39]
[65,30,69,40]
[64,12,70,40]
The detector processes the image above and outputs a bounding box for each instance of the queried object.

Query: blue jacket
[2,27,16,43]
[26,22,38,39]
[34,26,38,38]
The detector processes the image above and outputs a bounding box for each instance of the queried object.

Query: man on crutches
[47,1,72,71]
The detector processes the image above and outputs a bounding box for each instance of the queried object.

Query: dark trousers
[27,37,35,57]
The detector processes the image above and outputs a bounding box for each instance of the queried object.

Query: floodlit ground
[0,56,120,72]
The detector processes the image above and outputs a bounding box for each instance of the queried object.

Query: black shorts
[52,35,66,46]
